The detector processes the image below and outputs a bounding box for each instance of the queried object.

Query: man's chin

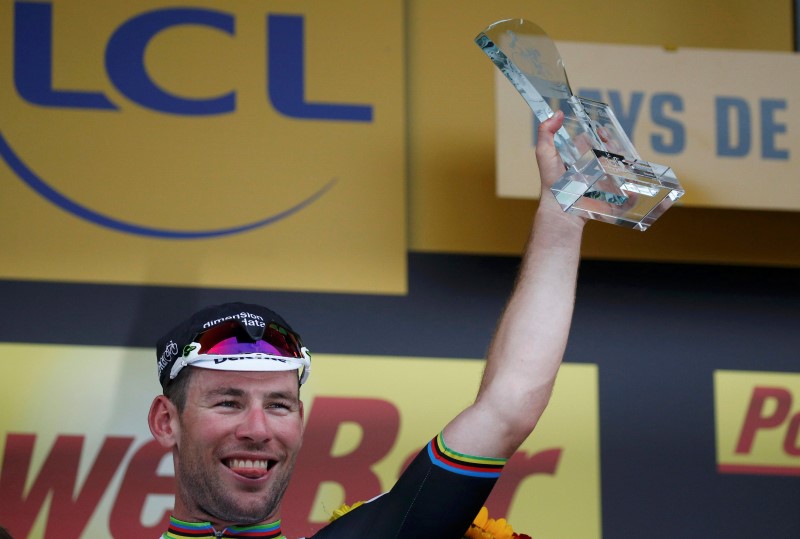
[198,479,281,525]
[206,498,278,527]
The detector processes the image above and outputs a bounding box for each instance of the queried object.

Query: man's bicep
[442,401,522,460]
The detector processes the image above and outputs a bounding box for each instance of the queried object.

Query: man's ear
[148,395,180,448]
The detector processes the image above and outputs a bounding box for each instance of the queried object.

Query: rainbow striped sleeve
[426,432,507,479]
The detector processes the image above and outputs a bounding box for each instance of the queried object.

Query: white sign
[496,42,800,211]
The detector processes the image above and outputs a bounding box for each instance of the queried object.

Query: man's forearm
[441,204,584,457]
[443,112,586,458]
[479,205,584,445]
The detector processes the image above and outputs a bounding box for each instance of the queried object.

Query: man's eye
[267,402,291,411]
[216,400,240,408]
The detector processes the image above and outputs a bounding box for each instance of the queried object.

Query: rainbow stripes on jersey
[163,516,285,538]
[426,432,507,478]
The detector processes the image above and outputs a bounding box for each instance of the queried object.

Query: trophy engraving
[476,19,684,230]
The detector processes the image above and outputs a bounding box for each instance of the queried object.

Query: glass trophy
[476,19,684,230]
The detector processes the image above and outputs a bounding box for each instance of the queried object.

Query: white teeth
[228,459,268,469]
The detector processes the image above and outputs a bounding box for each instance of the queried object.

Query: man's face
[173,368,304,525]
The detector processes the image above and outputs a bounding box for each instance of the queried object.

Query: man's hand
[535,110,568,191]
[535,111,588,229]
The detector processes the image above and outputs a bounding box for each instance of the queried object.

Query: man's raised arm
[443,111,587,458]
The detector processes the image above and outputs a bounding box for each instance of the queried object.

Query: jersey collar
[165,516,285,538]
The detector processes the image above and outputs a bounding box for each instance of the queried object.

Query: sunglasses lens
[264,323,304,358]
[196,321,303,358]
[205,336,281,355]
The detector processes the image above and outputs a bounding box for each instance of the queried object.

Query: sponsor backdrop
[0,346,600,538]
[407,0,800,267]
[714,371,800,477]
[1,0,799,538]
[0,258,797,538]
[0,0,406,294]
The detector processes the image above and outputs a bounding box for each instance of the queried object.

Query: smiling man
[149,306,311,537]
[148,111,586,538]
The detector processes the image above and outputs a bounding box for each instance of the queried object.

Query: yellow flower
[464,507,518,539]
[329,500,365,522]
[474,507,489,527]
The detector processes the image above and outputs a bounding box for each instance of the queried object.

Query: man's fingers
[538,110,564,139]
[535,111,567,188]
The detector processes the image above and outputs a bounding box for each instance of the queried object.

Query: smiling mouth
[224,458,276,479]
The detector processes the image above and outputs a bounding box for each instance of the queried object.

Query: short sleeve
[309,432,507,539]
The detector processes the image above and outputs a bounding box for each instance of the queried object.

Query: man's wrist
[535,192,587,233]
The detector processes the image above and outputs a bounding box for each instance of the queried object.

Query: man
[149,110,585,538]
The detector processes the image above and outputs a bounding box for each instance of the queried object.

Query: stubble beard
[176,444,298,526]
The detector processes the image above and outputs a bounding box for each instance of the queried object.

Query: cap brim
[192,356,304,373]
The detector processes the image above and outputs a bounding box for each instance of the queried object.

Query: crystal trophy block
[476,19,684,230]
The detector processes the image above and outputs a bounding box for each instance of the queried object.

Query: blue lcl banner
[0,1,407,293]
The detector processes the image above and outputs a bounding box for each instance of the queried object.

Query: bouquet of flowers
[464,507,532,539]
[330,504,531,539]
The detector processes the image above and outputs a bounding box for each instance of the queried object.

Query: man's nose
[235,405,272,442]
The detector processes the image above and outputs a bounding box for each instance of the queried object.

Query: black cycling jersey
[307,432,506,539]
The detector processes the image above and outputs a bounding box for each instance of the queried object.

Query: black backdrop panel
[1,253,798,538]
